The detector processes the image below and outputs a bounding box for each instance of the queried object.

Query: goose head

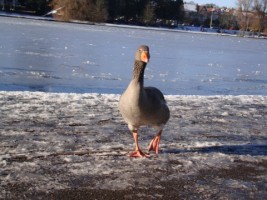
[135,45,150,63]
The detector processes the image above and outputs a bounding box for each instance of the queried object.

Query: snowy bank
[0,92,266,199]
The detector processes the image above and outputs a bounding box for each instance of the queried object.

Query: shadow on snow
[164,144,267,156]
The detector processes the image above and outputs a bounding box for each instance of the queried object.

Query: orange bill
[141,51,150,63]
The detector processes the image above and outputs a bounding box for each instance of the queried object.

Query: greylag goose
[119,45,170,158]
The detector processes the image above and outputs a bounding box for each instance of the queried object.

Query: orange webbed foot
[148,135,161,154]
[130,150,150,158]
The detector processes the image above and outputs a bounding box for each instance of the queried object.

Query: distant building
[183,2,198,25]
[198,6,221,22]
[184,2,197,14]
[182,2,242,29]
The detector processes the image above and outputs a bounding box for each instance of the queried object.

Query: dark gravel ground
[1,92,266,200]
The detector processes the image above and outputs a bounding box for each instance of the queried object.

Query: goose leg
[148,130,162,154]
[130,131,150,158]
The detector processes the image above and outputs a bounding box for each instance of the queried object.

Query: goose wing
[141,86,170,125]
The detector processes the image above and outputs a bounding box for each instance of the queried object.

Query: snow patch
[0,92,266,198]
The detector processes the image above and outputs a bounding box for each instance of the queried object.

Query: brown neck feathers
[133,60,146,85]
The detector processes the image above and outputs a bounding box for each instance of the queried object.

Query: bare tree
[142,2,155,25]
[253,0,267,34]
[50,0,107,22]
[236,0,253,33]
[219,12,239,29]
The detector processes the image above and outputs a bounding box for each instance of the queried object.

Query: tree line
[50,0,184,26]
[2,0,267,33]
[236,0,267,34]
[2,0,51,15]
[2,0,184,26]
[183,0,266,34]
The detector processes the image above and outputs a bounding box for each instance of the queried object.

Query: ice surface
[0,17,267,95]
[0,92,266,198]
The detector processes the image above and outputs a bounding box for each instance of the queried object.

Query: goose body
[119,45,170,158]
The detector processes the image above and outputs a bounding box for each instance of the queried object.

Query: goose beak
[141,51,150,63]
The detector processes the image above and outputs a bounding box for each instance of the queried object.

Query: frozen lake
[0,17,266,95]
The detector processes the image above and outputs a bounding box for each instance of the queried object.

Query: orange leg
[148,130,162,154]
[130,131,150,158]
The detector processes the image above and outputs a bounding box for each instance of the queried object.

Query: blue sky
[192,1,236,8]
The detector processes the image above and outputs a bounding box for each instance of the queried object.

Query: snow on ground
[0,92,267,199]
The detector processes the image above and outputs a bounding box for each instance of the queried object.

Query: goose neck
[133,60,146,86]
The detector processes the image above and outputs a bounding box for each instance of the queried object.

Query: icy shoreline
[1,13,266,39]
[0,91,267,199]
